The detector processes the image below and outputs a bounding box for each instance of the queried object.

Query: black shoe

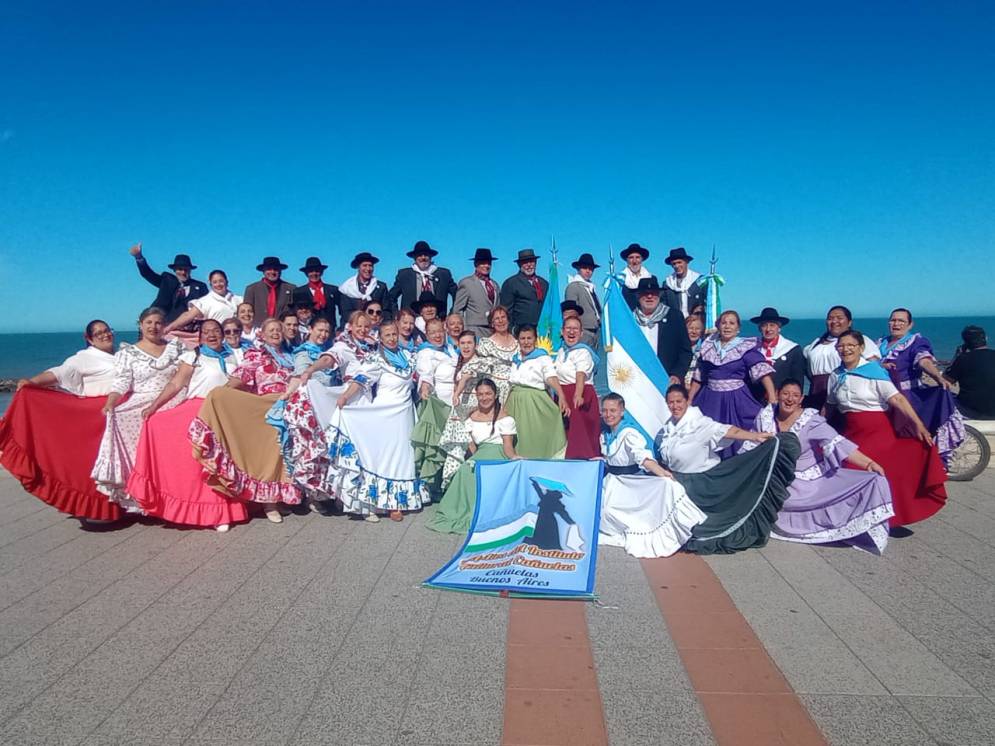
[889,526,915,538]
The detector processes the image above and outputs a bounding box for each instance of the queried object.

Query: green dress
[504,385,567,459]
[411,396,452,496]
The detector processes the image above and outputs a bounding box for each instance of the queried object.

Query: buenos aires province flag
[601,276,670,435]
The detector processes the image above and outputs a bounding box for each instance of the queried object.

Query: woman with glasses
[221,317,251,360]
[876,308,964,465]
[826,330,946,534]
[92,307,186,512]
[803,305,880,409]
[0,320,125,523]
[128,320,248,531]
[363,300,384,339]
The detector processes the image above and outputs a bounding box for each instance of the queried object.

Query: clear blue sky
[1,0,992,332]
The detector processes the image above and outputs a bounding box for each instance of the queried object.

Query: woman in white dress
[92,307,186,511]
[162,270,243,349]
[802,305,880,409]
[475,305,518,401]
[599,393,707,558]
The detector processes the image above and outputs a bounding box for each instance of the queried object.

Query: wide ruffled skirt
[410,395,453,495]
[128,398,249,527]
[504,385,567,459]
[0,387,122,521]
[675,433,800,555]
[599,473,707,558]
[905,386,965,465]
[561,384,601,459]
[842,411,946,527]
[189,387,301,505]
[694,384,764,458]
[426,442,506,534]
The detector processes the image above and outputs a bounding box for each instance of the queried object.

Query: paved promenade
[1,467,994,745]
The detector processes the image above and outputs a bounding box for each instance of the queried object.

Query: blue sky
[1,0,992,332]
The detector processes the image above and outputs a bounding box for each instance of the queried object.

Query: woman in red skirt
[0,320,123,524]
[554,316,601,458]
[827,330,946,533]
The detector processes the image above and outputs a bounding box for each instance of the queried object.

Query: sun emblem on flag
[608,363,633,387]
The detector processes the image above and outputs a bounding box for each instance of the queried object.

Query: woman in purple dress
[744,379,895,553]
[689,310,776,457]
[877,308,965,465]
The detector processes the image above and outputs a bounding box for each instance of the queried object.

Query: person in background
[877,308,965,464]
[501,248,549,330]
[620,243,652,310]
[221,317,251,357]
[749,307,805,395]
[412,318,459,497]
[244,256,296,322]
[163,269,243,338]
[944,325,995,419]
[632,277,691,385]
[293,300,315,343]
[444,313,465,353]
[661,247,706,319]
[412,291,446,334]
[1,320,123,523]
[338,252,390,325]
[362,299,385,339]
[236,302,258,344]
[475,305,518,402]
[453,248,500,337]
[803,305,880,410]
[560,299,583,325]
[292,256,339,330]
[826,330,946,535]
[128,243,208,324]
[396,308,423,352]
[555,316,600,458]
[685,313,705,387]
[281,310,301,348]
[564,253,602,348]
[388,240,457,316]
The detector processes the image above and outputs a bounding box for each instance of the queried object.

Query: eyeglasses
[837,343,860,350]
[368,310,383,317]
[223,329,241,336]
[91,328,114,338]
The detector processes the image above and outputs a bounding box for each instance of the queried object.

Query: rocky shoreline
[0,379,16,392]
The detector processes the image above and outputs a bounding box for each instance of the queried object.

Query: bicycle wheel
[946,425,991,482]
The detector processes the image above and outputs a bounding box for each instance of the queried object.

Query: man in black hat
[338,252,390,327]
[620,243,652,310]
[128,243,208,323]
[661,247,707,318]
[387,240,457,317]
[412,291,447,333]
[500,249,549,331]
[564,253,602,348]
[749,307,805,395]
[633,276,690,384]
[454,248,500,337]
[244,257,296,321]
[292,256,339,331]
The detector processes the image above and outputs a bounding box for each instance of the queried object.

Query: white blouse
[416,347,458,402]
[654,406,732,473]
[179,349,232,399]
[602,427,653,467]
[509,355,556,389]
[827,373,899,413]
[467,415,517,446]
[47,346,117,397]
[554,347,595,386]
[190,291,244,323]
[803,334,880,376]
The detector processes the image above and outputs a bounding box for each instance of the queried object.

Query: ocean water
[1,317,992,415]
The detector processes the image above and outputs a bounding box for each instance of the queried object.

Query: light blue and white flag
[601,275,671,435]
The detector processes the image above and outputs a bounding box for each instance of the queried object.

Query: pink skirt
[128,398,249,528]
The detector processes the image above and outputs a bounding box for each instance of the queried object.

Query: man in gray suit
[244,256,296,321]
[500,248,549,331]
[453,248,500,337]
[563,252,602,348]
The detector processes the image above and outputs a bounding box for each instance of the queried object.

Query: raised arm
[130,243,163,288]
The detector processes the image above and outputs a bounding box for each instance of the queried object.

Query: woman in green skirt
[411,319,458,496]
[427,378,520,534]
[504,325,570,459]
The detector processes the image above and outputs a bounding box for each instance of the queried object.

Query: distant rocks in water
[0,379,16,392]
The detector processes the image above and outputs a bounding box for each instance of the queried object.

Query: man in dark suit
[128,243,208,323]
[338,252,390,327]
[500,248,549,331]
[244,256,296,321]
[292,256,339,330]
[660,247,707,318]
[388,240,457,315]
[633,276,691,384]
[749,307,805,396]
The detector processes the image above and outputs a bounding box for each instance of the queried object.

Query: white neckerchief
[662,405,708,439]
[412,263,438,280]
[664,270,701,315]
[340,274,379,300]
[761,334,798,361]
[568,274,600,320]
[622,265,652,289]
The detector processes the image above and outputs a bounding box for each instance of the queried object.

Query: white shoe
[215,524,230,533]
[265,510,283,524]
[364,513,381,523]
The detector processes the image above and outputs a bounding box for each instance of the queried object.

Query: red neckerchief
[263,278,279,318]
[762,335,779,360]
[308,279,326,310]
[476,272,496,303]
[527,274,544,302]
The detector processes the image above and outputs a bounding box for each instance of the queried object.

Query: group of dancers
[0,242,968,558]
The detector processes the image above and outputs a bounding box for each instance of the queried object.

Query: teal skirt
[426,442,506,534]
[410,396,452,495]
[504,385,567,459]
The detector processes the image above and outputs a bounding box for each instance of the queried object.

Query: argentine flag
[601,276,671,435]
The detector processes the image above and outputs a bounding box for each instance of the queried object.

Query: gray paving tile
[913,515,995,578]
[801,694,936,746]
[899,696,995,746]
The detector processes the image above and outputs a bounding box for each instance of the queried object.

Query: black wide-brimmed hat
[515,248,540,264]
[350,252,380,269]
[292,298,315,312]
[470,248,497,264]
[620,243,649,260]
[635,276,662,295]
[168,254,197,270]
[571,252,600,270]
[406,240,438,259]
[750,307,790,326]
[299,256,328,274]
[411,291,446,316]
[256,256,288,271]
[665,247,694,265]
[560,299,585,317]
